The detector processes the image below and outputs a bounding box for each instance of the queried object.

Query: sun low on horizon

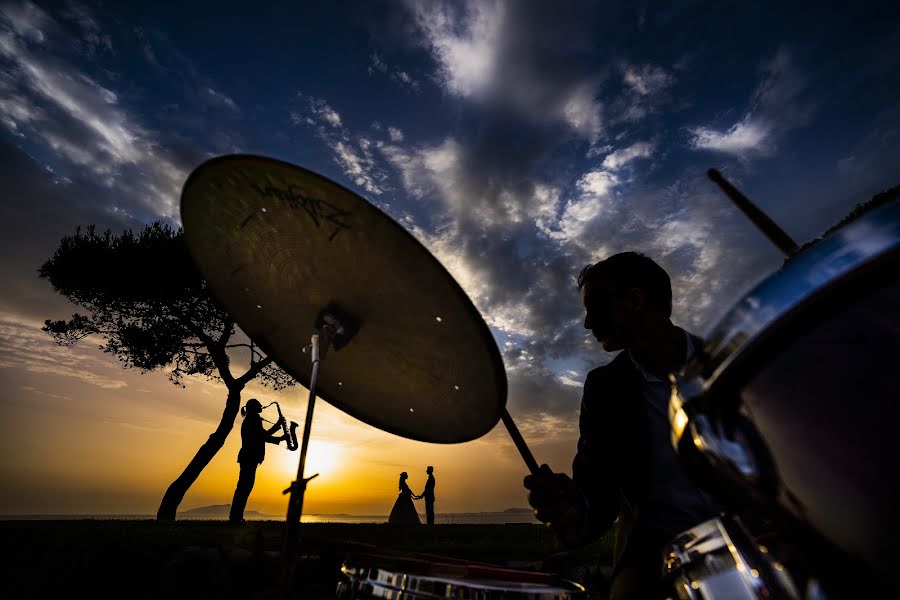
[1,1,899,521]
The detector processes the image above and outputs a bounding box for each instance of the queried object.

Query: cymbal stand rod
[501,409,539,475]
[280,333,324,597]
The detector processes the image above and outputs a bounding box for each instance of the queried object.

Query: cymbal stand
[280,304,358,598]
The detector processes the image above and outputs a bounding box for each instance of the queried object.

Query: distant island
[177,504,276,519]
[177,505,534,518]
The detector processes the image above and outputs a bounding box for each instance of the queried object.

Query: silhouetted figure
[229,398,285,523]
[523,252,719,600]
[387,472,420,525]
[415,466,436,525]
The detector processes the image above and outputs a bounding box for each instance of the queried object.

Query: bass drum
[668,198,900,599]
[336,549,588,599]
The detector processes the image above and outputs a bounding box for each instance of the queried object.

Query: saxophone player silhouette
[229,398,298,522]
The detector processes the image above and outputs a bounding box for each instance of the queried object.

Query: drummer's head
[577,252,672,351]
[400,471,408,480]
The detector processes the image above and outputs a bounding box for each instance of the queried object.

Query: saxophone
[265,401,299,451]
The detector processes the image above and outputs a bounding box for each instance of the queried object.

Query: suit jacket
[572,333,708,572]
[422,475,435,502]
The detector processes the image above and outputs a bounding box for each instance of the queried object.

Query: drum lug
[690,414,760,483]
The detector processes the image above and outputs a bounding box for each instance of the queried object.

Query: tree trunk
[156,385,243,520]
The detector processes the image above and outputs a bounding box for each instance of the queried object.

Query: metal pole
[280,333,323,597]
[501,408,539,475]
[707,168,800,257]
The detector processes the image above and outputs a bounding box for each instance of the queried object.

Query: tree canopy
[40,222,296,520]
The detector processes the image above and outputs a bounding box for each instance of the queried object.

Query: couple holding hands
[388,466,435,525]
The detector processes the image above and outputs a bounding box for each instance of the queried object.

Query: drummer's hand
[523,464,587,547]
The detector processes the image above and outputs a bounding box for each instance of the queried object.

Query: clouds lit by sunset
[1,1,898,518]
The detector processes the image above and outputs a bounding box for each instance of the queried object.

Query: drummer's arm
[525,374,617,547]
[571,374,619,543]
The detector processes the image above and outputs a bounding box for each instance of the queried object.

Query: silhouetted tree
[39,222,296,520]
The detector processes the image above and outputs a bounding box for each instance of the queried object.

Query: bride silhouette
[387,472,421,525]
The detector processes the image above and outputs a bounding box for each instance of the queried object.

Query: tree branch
[237,355,273,386]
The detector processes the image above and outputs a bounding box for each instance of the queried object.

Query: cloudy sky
[1,0,898,517]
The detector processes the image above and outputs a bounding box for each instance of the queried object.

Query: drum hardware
[663,513,801,600]
[666,181,900,598]
[280,304,361,594]
[180,154,546,598]
[668,373,778,514]
[336,549,587,599]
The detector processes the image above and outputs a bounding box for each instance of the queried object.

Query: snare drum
[335,550,587,599]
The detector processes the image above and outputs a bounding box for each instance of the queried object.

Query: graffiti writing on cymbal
[250,182,352,241]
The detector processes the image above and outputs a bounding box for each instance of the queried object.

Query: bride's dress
[388,481,421,525]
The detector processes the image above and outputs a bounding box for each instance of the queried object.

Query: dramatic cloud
[0,313,128,390]
[689,117,771,156]
[387,126,404,142]
[1,0,896,518]
[688,48,812,159]
[0,3,195,220]
[368,52,421,92]
[623,64,674,97]
[407,0,605,140]
[294,94,389,195]
[601,141,655,170]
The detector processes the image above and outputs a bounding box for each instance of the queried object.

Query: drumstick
[707,169,799,257]
[501,409,539,475]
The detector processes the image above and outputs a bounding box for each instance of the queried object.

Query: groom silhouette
[416,466,436,525]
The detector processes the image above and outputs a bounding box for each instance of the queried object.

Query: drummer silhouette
[524,252,719,600]
[414,466,436,525]
[229,398,286,523]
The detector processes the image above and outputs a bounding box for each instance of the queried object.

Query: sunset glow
[278,441,343,481]
[1,1,898,521]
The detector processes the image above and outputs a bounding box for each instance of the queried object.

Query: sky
[1,0,898,518]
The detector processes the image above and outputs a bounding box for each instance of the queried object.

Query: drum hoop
[700,244,900,405]
[340,550,587,596]
[700,199,900,392]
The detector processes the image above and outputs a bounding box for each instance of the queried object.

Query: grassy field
[1,519,615,599]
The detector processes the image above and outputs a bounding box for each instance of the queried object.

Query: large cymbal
[180,154,506,443]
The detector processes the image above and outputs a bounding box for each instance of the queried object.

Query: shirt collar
[628,328,694,383]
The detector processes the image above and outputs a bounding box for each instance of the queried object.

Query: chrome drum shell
[336,551,588,600]
[669,199,900,598]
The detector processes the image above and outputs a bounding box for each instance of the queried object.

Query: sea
[1,510,541,525]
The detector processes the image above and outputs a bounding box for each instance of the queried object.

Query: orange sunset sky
[2,2,898,519]
[1,308,578,517]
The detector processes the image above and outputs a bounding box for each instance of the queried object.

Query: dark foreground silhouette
[0,520,614,599]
